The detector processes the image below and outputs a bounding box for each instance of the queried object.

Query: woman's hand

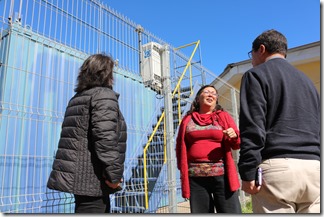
[223,127,237,139]
[105,180,121,189]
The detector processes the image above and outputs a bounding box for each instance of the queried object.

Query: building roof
[217,41,320,87]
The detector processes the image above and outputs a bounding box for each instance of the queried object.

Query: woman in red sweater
[176,85,241,213]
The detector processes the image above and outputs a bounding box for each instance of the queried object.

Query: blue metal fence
[0,0,239,213]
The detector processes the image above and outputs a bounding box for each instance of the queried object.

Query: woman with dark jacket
[47,53,127,213]
[176,85,241,213]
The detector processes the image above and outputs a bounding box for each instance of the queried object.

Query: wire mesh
[0,0,242,213]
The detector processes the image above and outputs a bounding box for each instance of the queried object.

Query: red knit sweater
[176,110,241,198]
[185,117,224,162]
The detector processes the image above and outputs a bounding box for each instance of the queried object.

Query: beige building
[213,41,320,112]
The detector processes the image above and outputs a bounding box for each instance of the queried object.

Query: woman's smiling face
[198,86,218,113]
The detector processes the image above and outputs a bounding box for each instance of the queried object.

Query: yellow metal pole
[178,88,181,124]
[172,40,200,98]
[143,112,165,209]
[164,117,166,164]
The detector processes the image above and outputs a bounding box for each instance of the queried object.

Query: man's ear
[259,44,266,54]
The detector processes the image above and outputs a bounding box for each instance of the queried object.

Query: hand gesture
[223,127,237,139]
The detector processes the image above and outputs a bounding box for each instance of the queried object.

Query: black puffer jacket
[47,87,127,197]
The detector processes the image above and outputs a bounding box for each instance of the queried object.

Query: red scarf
[191,111,226,127]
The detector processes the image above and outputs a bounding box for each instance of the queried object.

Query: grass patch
[241,199,253,213]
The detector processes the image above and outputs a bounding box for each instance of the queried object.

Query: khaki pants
[252,158,320,213]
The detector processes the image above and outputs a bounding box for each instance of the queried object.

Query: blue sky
[102,0,320,76]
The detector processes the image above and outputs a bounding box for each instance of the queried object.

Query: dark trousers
[74,194,110,213]
[189,176,241,213]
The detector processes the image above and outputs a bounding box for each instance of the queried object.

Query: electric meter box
[141,42,162,91]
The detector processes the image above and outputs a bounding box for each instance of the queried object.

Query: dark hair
[186,85,223,115]
[252,29,287,57]
[74,53,114,93]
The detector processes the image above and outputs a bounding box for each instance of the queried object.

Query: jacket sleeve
[223,111,240,150]
[176,115,189,170]
[176,119,184,170]
[238,71,266,181]
[90,89,121,183]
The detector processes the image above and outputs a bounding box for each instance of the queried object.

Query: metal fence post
[230,88,245,205]
[161,44,177,213]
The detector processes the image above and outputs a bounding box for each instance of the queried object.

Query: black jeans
[189,176,242,213]
[74,194,110,213]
